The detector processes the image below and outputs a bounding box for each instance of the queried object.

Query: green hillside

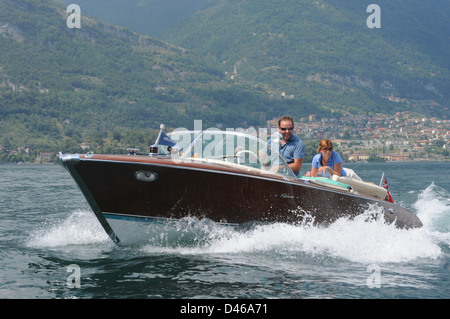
[0,0,285,151]
[163,0,450,117]
[55,0,213,37]
[1,0,449,155]
[52,0,450,119]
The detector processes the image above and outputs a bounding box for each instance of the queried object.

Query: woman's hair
[317,138,333,153]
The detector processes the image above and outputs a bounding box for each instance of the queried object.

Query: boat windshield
[161,130,296,178]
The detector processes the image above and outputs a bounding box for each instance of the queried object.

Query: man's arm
[289,158,303,172]
[290,138,306,173]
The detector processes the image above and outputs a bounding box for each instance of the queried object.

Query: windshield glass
[164,130,296,178]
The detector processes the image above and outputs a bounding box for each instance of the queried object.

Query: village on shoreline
[276,110,449,163]
[1,110,449,164]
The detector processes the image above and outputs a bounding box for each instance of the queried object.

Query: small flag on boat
[380,172,394,203]
[150,124,179,154]
[159,132,176,147]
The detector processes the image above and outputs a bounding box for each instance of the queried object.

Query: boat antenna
[149,124,165,154]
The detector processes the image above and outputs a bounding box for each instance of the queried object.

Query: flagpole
[150,124,165,154]
[379,172,385,187]
[155,124,165,145]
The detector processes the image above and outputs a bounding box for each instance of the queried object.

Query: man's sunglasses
[323,147,333,151]
[280,127,293,131]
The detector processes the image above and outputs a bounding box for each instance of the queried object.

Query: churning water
[0,162,449,301]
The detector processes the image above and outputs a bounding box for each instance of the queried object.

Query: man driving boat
[271,116,306,176]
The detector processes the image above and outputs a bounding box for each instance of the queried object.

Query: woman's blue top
[311,151,346,178]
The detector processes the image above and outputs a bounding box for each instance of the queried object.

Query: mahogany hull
[60,154,423,244]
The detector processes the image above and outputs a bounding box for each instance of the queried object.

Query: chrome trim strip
[103,212,238,226]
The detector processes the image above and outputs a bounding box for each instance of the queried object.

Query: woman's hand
[318,166,332,175]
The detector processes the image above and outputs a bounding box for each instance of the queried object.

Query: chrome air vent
[134,171,158,182]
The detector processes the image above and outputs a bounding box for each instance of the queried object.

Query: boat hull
[60,154,423,244]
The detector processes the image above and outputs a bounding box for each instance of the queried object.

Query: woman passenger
[308,139,346,178]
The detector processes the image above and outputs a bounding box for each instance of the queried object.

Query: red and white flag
[380,172,394,203]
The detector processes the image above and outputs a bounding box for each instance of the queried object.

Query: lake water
[0,161,449,306]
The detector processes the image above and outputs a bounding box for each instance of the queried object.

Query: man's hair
[278,115,294,127]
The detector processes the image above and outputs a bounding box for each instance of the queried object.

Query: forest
[1,0,448,161]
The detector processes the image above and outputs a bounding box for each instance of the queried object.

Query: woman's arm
[332,162,343,176]
[309,166,319,177]
[318,162,342,176]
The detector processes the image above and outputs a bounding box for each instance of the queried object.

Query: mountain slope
[163,0,450,118]
[55,0,213,37]
[0,0,284,149]
[1,0,448,153]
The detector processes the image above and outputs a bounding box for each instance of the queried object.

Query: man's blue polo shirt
[269,135,305,176]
